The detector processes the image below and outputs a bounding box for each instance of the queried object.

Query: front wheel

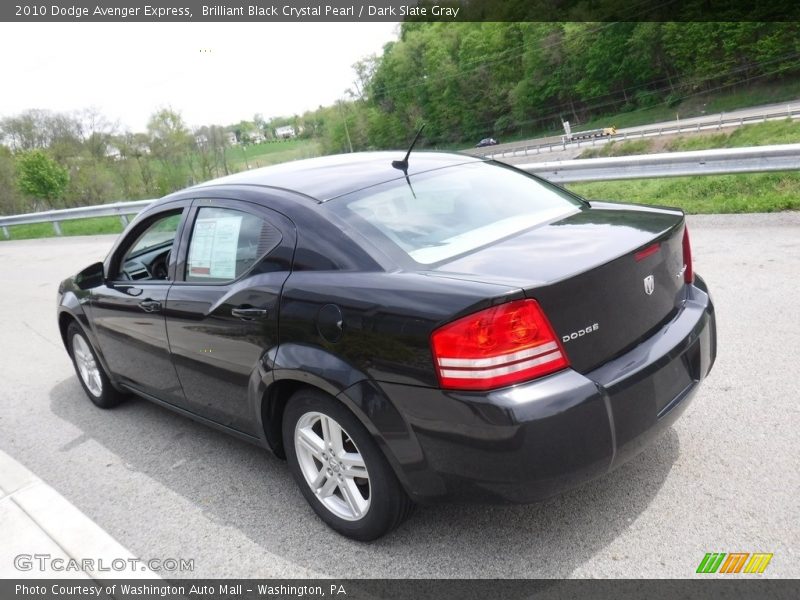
[283,389,414,541]
[67,321,126,409]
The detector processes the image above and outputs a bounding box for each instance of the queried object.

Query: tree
[348,55,380,100]
[233,120,257,144]
[77,107,118,161]
[16,150,69,207]
[0,110,51,151]
[253,113,272,140]
[146,108,193,193]
[0,147,24,215]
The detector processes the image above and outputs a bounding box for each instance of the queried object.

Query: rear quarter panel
[275,271,521,389]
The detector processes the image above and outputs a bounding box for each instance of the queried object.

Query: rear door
[164,198,296,436]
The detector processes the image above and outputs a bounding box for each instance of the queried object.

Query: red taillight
[682,225,694,284]
[634,242,661,262]
[430,299,569,391]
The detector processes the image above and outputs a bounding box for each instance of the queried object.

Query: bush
[16,150,69,206]
[635,90,660,108]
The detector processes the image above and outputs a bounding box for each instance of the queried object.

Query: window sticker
[188,215,242,279]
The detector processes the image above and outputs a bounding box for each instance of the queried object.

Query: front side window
[327,162,582,265]
[117,210,182,281]
[127,213,182,257]
[185,206,281,283]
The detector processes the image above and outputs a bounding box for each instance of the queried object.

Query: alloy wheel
[294,411,371,521]
[72,334,103,397]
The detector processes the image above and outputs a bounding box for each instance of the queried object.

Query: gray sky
[0,22,399,131]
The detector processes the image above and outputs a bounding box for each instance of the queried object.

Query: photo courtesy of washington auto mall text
[14,583,349,598]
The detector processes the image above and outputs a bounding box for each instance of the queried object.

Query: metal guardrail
[518,143,800,183]
[0,199,154,238]
[481,106,800,159]
[1,143,799,239]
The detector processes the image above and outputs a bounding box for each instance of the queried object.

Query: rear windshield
[327,161,582,265]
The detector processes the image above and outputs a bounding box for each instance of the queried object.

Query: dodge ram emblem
[643,275,655,295]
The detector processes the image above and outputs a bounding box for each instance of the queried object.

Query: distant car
[475,137,498,147]
[57,152,716,541]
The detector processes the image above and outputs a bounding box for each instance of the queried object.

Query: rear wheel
[67,321,125,409]
[283,389,414,541]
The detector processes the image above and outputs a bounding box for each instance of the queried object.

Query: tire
[66,321,126,409]
[283,388,414,541]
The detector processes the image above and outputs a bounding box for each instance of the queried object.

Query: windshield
[327,161,582,265]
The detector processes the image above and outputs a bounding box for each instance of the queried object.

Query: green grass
[567,172,800,214]
[225,138,321,170]
[579,139,652,158]
[569,119,800,213]
[2,215,126,241]
[565,80,800,137]
[574,105,679,133]
[702,79,800,114]
[666,118,800,150]
[578,119,800,156]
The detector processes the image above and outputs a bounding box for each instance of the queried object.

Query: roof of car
[191,150,484,202]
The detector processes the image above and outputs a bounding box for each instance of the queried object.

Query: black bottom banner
[2,579,799,600]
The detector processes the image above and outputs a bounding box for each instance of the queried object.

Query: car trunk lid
[429,203,688,373]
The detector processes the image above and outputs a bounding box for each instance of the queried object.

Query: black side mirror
[75,261,106,290]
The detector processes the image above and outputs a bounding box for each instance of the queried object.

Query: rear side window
[185,206,281,283]
[327,162,582,265]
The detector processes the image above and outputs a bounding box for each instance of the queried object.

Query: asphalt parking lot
[1,212,798,578]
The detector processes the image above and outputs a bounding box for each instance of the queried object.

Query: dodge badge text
[562,323,600,343]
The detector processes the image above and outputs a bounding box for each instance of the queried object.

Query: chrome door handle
[231,307,267,320]
[138,299,162,313]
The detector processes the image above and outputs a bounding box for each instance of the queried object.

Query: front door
[90,206,187,405]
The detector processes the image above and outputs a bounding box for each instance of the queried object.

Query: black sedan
[476,137,499,147]
[57,152,716,540]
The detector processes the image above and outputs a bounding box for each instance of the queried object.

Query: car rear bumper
[371,276,716,503]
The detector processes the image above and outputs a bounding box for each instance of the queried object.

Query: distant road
[466,98,800,161]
